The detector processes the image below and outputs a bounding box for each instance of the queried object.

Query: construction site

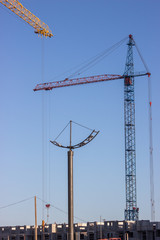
[0,220,160,240]
[0,1,160,240]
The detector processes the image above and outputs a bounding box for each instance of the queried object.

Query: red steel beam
[33,72,150,92]
[33,74,123,91]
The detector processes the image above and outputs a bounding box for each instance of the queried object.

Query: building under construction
[0,220,160,240]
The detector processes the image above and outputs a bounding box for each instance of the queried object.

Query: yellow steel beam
[0,0,53,37]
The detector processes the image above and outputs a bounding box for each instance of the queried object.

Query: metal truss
[124,35,139,221]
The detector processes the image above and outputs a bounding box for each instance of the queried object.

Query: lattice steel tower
[124,35,139,221]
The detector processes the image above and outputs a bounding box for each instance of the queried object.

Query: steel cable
[67,36,128,78]
[72,121,94,132]
[48,36,128,82]
[0,197,34,210]
[54,121,70,141]
[37,197,87,223]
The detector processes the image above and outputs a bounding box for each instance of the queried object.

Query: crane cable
[48,91,51,204]
[47,36,128,82]
[148,74,155,221]
[134,39,155,221]
[41,37,52,223]
[67,36,128,78]
[41,36,45,221]
[133,40,150,73]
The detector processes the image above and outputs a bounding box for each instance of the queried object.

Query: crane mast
[124,34,138,221]
[0,0,53,37]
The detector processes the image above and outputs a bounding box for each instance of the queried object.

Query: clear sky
[0,0,160,226]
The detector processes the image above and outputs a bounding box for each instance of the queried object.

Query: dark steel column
[68,150,74,240]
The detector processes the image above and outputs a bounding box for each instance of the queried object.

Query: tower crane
[34,35,154,221]
[0,0,53,37]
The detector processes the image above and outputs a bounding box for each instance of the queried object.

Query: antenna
[50,121,99,240]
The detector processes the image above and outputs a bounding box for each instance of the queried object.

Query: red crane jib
[33,74,123,91]
[33,72,150,92]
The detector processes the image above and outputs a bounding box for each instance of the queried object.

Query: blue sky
[0,0,160,226]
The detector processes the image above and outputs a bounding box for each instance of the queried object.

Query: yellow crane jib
[0,0,53,37]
